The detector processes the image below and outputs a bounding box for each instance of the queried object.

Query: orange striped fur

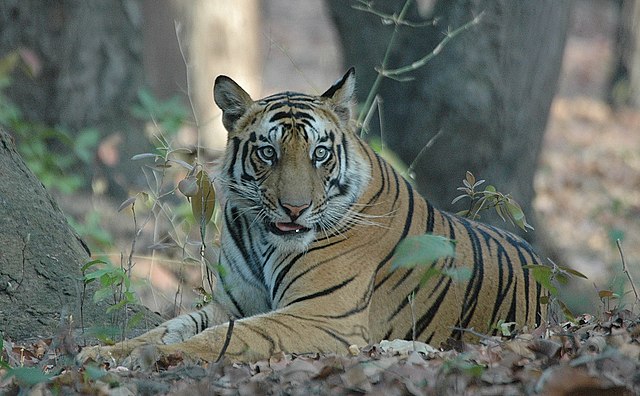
[78,69,545,366]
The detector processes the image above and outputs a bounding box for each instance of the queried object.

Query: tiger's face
[214,69,370,252]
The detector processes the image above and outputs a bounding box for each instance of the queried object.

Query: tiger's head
[214,69,371,252]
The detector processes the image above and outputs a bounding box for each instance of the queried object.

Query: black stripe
[316,327,352,349]
[240,322,276,356]
[506,281,518,322]
[218,273,246,318]
[285,276,356,307]
[226,137,241,179]
[426,201,435,233]
[224,206,263,286]
[409,277,453,340]
[196,310,209,332]
[373,178,416,292]
[456,219,484,330]
[271,238,345,301]
[188,314,199,329]
[317,278,375,319]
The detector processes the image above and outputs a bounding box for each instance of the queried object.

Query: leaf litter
[1,311,639,395]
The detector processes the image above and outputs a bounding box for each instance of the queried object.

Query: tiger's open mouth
[268,222,311,236]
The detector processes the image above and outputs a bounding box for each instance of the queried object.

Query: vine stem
[381,11,484,77]
[616,239,639,306]
[357,0,414,129]
[357,2,484,130]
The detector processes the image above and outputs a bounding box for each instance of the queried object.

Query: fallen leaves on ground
[2,311,639,395]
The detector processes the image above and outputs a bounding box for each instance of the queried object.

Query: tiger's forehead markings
[256,91,323,142]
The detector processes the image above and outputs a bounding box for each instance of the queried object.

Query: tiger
[78,68,545,366]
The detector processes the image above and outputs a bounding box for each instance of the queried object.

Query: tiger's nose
[280,201,311,221]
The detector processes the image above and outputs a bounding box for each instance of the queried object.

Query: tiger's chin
[266,222,315,252]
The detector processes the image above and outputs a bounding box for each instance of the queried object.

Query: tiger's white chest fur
[216,202,297,317]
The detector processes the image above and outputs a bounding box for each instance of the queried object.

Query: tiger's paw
[122,344,198,370]
[76,342,137,368]
[78,343,201,371]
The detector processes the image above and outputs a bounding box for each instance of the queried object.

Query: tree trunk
[327,0,570,238]
[143,0,261,153]
[0,128,161,341]
[0,0,149,196]
[608,0,640,107]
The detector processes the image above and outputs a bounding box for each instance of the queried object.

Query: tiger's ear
[214,76,254,132]
[321,67,356,124]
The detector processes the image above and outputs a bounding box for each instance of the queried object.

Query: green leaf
[81,259,108,272]
[93,287,113,303]
[499,321,516,337]
[562,267,589,279]
[465,171,475,187]
[525,265,558,296]
[106,299,127,314]
[505,200,534,231]
[83,267,115,282]
[419,266,443,287]
[451,194,468,205]
[4,367,51,386]
[83,364,108,380]
[126,311,145,330]
[557,299,576,322]
[391,234,456,270]
[442,267,472,282]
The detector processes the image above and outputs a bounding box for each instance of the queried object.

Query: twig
[352,0,437,28]
[380,11,484,78]
[215,319,235,363]
[357,0,414,127]
[451,326,502,343]
[408,292,417,352]
[616,239,639,304]
[405,129,443,178]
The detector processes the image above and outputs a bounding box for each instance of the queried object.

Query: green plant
[3,367,51,388]
[453,171,533,232]
[0,337,10,370]
[131,88,189,136]
[121,83,221,315]
[81,256,143,341]
[523,261,588,322]
[0,51,99,194]
[391,234,464,286]
[440,353,485,378]
[66,211,115,252]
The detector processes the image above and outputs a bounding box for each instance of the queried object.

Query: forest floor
[1,312,639,395]
[2,1,640,395]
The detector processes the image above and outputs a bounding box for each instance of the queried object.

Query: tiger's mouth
[268,222,311,236]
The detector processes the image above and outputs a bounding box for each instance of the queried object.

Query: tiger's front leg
[77,301,231,365]
[118,306,370,368]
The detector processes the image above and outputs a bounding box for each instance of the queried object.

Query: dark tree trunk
[0,0,150,196]
[0,128,161,341]
[608,0,640,107]
[327,0,570,239]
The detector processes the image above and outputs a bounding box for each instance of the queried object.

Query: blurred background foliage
[0,0,639,316]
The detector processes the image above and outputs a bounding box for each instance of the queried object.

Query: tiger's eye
[258,146,276,162]
[313,146,330,162]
